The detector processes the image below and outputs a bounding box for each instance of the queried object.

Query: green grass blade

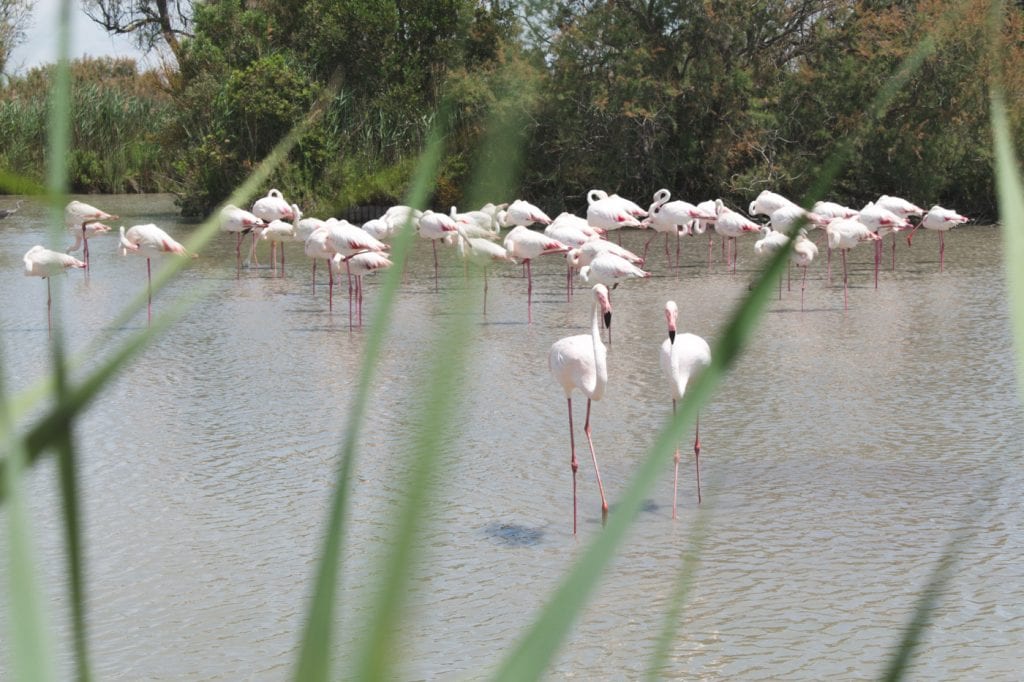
[0,349,56,681]
[291,108,447,682]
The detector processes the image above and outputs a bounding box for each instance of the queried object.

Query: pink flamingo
[503,226,568,323]
[876,195,924,270]
[64,200,118,272]
[857,201,911,288]
[250,189,295,267]
[332,251,392,327]
[660,300,711,515]
[457,234,515,314]
[545,213,603,300]
[118,223,193,325]
[23,245,86,336]
[642,189,715,268]
[549,283,613,534]
[220,204,265,274]
[812,200,858,283]
[324,218,389,327]
[823,217,881,310]
[714,200,760,272]
[790,230,819,311]
[907,205,969,271]
[586,191,642,243]
[417,210,460,291]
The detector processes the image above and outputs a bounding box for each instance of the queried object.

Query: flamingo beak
[669,329,676,344]
[604,311,612,329]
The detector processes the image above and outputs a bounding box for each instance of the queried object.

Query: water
[0,195,1021,680]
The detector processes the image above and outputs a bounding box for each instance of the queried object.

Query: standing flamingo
[642,189,715,268]
[332,251,392,327]
[790,229,819,311]
[64,200,118,271]
[457,234,515,315]
[220,204,265,274]
[714,200,761,272]
[250,189,295,267]
[753,225,791,299]
[586,191,642,242]
[324,218,390,327]
[812,201,858,283]
[823,217,881,310]
[117,224,193,325]
[748,189,799,218]
[260,203,301,276]
[503,226,568,323]
[545,213,602,300]
[907,205,969,271]
[304,224,334,301]
[23,245,86,336]
[417,210,460,291]
[500,199,553,229]
[660,300,711,514]
[857,202,911,288]
[549,283,613,534]
[876,195,924,270]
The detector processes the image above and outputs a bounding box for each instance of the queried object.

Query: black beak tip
[669,330,676,343]
[604,312,612,328]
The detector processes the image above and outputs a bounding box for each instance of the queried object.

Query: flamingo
[857,202,911,288]
[324,218,390,326]
[753,225,791,299]
[642,189,715,267]
[790,229,819,311]
[220,204,265,274]
[660,300,711,514]
[331,251,392,327]
[769,205,827,292]
[64,200,119,271]
[549,283,613,534]
[908,205,969,271]
[457,234,515,314]
[66,221,112,255]
[545,213,602,300]
[260,203,301,276]
[691,199,718,267]
[812,201,858,282]
[117,224,193,325]
[304,224,334,302]
[748,190,798,218]
[586,191,642,242]
[876,195,924,270]
[503,226,568,323]
[823,217,881,309]
[500,199,552,229]
[250,189,295,267]
[417,210,460,291]
[23,245,86,336]
[714,200,761,272]
[451,205,503,236]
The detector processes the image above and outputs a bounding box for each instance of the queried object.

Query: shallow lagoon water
[0,195,1021,679]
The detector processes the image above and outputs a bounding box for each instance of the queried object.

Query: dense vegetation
[1,0,1021,219]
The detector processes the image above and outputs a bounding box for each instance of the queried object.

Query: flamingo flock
[11,187,971,534]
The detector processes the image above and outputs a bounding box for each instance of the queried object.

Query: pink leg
[83,229,90,273]
[46,278,52,339]
[280,241,286,277]
[641,233,655,261]
[826,245,832,284]
[801,265,807,311]
[527,259,533,324]
[939,232,945,271]
[567,398,578,535]
[584,399,609,522]
[312,259,317,294]
[432,239,439,291]
[694,413,702,504]
[873,239,880,289]
[842,249,849,310]
[483,267,489,315]
[147,258,152,326]
[328,261,334,312]
[236,233,242,277]
[891,232,897,271]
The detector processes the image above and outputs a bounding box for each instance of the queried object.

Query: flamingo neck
[590,296,608,399]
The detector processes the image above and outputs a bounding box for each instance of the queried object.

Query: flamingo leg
[235,233,242,277]
[328,261,334,312]
[565,265,572,302]
[707,234,713,268]
[432,239,439,291]
[347,259,354,331]
[826,244,832,285]
[675,231,681,273]
[672,399,680,520]
[801,264,807,311]
[891,232,897,271]
[46,278,52,338]
[567,397,578,535]
[526,259,533,324]
[584,399,609,523]
[147,257,152,326]
[874,239,880,289]
[663,232,671,270]
[312,259,317,295]
[641,233,656,262]
[939,232,945,271]
[82,227,90,273]
[281,241,286,277]
[842,249,849,310]
[694,413,702,504]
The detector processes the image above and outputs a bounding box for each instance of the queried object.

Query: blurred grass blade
[291,108,447,682]
[1,356,56,681]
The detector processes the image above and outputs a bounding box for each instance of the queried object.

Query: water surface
[0,195,1020,680]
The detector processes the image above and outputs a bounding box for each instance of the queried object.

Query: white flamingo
[549,283,613,534]
[754,225,791,299]
[250,189,295,267]
[908,205,969,271]
[418,210,460,291]
[811,201,858,282]
[823,217,881,309]
[260,203,301,276]
[876,194,924,271]
[642,189,715,267]
[714,199,761,272]
[586,190,642,241]
[748,190,798,218]
[660,300,711,514]
[503,226,568,323]
[220,204,265,273]
[64,200,118,271]
[790,229,819,311]
[457,234,515,314]
[545,213,602,300]
[331,251,392,327]
[857,202,911,288]
[23,245,86,336]
[118,223,193,325]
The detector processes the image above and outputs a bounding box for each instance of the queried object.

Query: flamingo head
[665,300,678,344]
[593,283,612,329]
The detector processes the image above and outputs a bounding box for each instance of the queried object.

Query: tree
[83,0,192,63]
[0,0,32,75]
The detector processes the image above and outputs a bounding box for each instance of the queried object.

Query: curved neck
[590,296,608,398]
